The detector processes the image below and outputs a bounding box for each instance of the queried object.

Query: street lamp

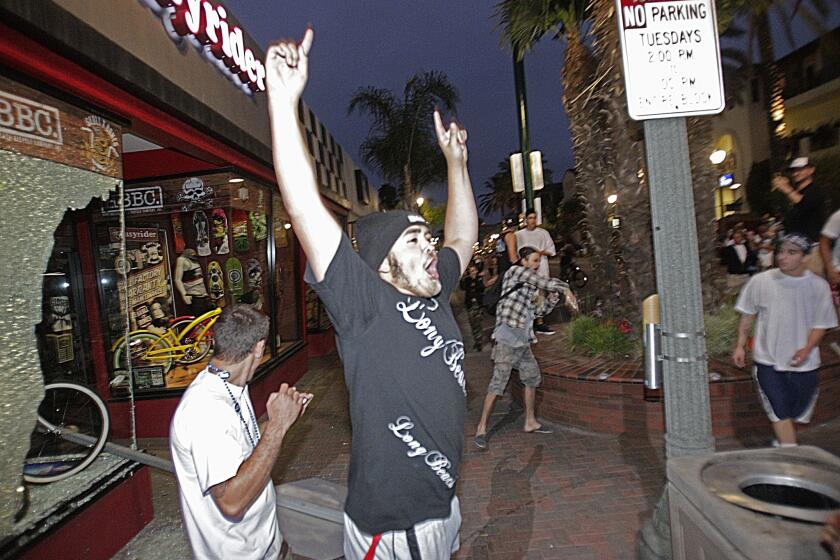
[709,149,726,165]
[416,196,425,207]
[607,194,618,204]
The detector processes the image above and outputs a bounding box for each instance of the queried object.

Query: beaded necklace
[207,363,260,449]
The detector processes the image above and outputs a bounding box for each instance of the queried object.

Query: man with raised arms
[266,28,477,559]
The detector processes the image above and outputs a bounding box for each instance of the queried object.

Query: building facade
[709,26,840,220]
[0,0,378,441]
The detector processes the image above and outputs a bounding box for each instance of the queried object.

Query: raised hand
[562,288,579,314]
[266,28,314,104]
[433,110,468,164]
[265,383,304,433]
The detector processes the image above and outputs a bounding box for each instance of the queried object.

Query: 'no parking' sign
[615,0,725,120]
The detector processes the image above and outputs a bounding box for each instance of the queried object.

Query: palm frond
[347,87,397,128]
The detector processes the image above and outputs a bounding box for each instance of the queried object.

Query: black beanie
[354,210,429,270]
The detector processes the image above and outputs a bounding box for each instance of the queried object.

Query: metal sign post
[614,1,725,556]
[615,0,723,460]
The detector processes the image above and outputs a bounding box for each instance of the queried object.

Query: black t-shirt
[785,183,825,241]
[305,234,466,534]
[460,275,484,308]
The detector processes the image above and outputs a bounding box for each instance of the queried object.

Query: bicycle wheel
[112,332,174,373]
[170,318,214,365]
[571,268,588,289]
[23,383,110,484]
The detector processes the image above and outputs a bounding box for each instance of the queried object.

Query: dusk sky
[224,0,571,221]
[223,1,840,222]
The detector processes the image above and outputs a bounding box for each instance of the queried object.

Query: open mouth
[425,256,440,280]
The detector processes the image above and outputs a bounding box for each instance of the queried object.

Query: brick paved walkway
[262,348,840,559]
[116,346,840,559]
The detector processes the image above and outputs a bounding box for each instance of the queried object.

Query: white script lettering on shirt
[388,416,456,488]
[395,297,467,395]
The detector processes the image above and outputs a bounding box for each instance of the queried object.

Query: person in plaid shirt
[473,247,577,449]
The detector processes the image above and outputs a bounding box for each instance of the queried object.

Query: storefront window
[38,212,94,386]
[94,171,301,396]
[273,196,302,350]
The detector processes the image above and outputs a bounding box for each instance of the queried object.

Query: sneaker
[535,325,555,335]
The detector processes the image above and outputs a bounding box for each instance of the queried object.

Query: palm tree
[478,159,520,220]
[348,72,459,208]
[495,0,630,312]
[377,183,399,210]
[586,0,660,318]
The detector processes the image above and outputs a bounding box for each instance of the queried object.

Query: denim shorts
[754,363,819,423]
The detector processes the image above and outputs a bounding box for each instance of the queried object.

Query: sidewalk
[115,345,840,559]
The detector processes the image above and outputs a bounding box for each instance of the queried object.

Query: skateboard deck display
[171,213,186,254]
[207,260,226,304]
[246,258,263,290]
[211,208,230,255]
[250,211,267,242]
[232,209,249,253]
[193,210,211,256]
[225,256,244,303]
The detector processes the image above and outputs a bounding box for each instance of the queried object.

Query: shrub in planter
[704,303,740,358]
[569,315,637,357]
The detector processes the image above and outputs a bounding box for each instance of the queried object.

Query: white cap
[789,157,811,169]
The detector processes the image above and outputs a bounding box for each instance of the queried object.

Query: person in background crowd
[496,215,519,279]
[721,230,757,275]
[460,262,486,351]
[774,157,826,275]
[819,207,840,317]
[482,254,499,289]
[757,239,775,271]
[515,210,557,335]
[732,233,837,447]
[473,247,577,450]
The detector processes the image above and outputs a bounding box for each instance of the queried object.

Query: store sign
[149,0,266,93]
[0,90,63,147]
[109,227,160,244]
[82,115,121,176]
[102,185,165,215]
[615,0,725,120]
[0,76,123,178]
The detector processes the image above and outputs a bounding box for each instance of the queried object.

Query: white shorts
[343,496,461,560]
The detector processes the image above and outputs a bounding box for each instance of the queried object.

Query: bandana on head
[780,232,813,254]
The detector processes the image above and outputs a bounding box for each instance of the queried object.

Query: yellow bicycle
[111,307,222,373]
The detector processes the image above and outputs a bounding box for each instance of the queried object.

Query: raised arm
[434,111,477,275]
[266,29,341,282]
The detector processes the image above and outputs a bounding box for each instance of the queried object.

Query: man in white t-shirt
[515,210,556,335]
[819,208,840,314]
[732,233,837,447]
[170,305,312,559]
[515,211,555,278]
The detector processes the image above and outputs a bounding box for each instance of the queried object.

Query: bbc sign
[102,185,164,215]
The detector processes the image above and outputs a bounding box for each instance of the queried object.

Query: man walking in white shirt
[732,233,837,447]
